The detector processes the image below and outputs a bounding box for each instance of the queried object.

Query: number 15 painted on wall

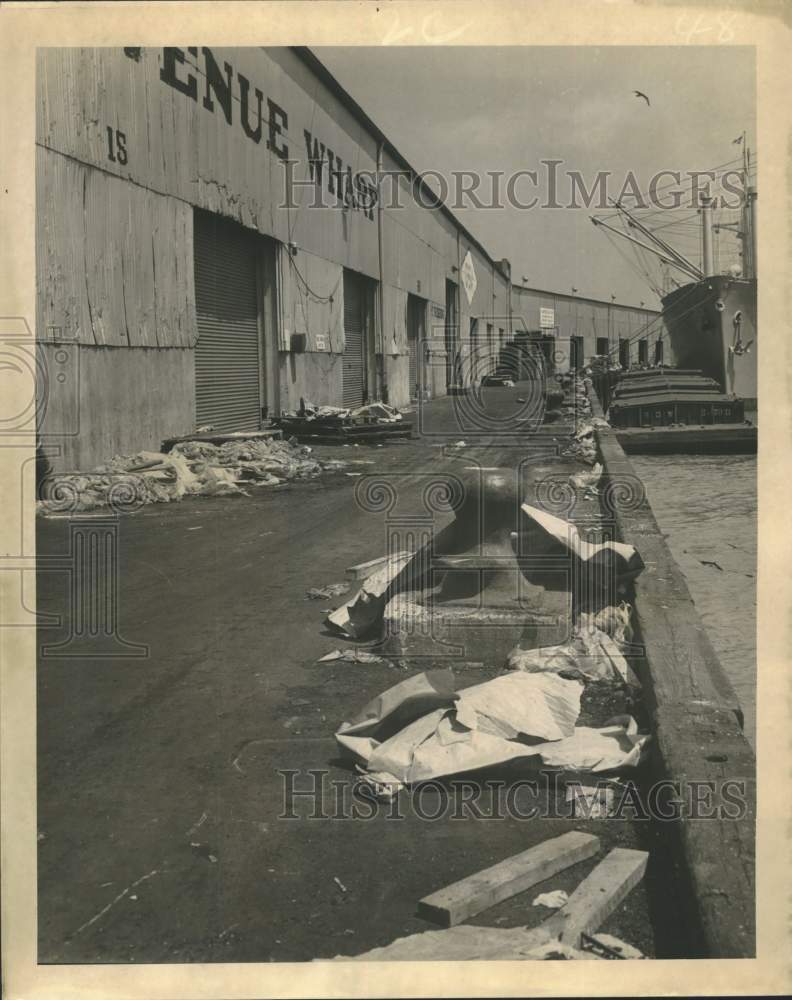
[106,126,128,165]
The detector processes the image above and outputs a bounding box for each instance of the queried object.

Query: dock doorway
[194,210,276,432]
[445,279,459,390]
[407,293,426,401]
[343,270,375,408]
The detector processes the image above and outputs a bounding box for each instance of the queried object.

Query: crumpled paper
[521,504,644,580]
[336,671,649,788]
[326,551,414,638]
[507,627,640,689]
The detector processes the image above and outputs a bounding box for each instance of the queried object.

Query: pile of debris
[37,436,327,515]
[337,667,649,800]
[283,399,403,423]
[275,399,412,444]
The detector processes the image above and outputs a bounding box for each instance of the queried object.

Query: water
[629,453,757,746]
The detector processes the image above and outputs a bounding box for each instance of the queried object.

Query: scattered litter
[346,550,411,582]
[275,400,410,442]
[38,436,328,515]
[578,602,633,644]
[354,767,404,800]
[532,889,569,910]
[581,932,645,959]
[318,648,387,665]
[451,441,467,448]
[185,811,208,837]
[306,582,351,600]
[345,472,363,477]
[326,551,413,638]
[570,462,602,493]
[507,628,640,689]
[186,526,203,531]
[338,671,586,786]
[337,670,649,787]
[521,504,644,580]
[535,716,649,772]
[699,559,724,571]
[566,783,617,818]
[333,876,348,894]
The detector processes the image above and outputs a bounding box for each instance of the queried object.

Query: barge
[607,367,756,454]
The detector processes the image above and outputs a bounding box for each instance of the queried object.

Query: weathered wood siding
[37,46,380,278]
[38,343,194,469]
[36,146,195,349]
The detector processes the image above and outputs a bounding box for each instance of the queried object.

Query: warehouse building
[36,46,660,471]
[511,285,663,372]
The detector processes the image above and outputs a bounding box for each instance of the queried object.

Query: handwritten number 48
[106,126,128,166]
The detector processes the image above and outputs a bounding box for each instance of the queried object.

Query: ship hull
[662,277,757,409]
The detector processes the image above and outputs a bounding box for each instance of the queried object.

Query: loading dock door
[571,335,584,369]
[445,280,459,389]
[194,211,263,432]
[407,294,426,401]
[343,271,367,408]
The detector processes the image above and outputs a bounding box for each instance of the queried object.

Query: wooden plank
[345,550,411,581]
[541,847,648,948]
[417,831,600,928]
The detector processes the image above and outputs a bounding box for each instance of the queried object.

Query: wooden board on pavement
[417,831,600,928]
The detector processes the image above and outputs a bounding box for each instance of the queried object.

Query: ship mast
[590,202,704,283]
[713,133,757,279]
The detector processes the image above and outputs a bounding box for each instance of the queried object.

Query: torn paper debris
[326,551,414,638]
[565,783,617,818]
[535,716,649,773]
[570,462,603,492]
[317,649,387,665]
[507,628,640,689]
[578,602,634,645]
[582,933,645,959]
[532,890,569,910]
[337,671,587,787]
[521,503,644,580]
[306,582,351,600]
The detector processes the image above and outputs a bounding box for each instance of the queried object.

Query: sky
[318,46,756,308]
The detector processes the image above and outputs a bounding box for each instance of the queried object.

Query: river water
[629,453,757,746]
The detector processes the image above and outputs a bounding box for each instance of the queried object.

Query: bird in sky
[633,90,651,106]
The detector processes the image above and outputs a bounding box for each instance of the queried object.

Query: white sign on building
[540,307,555,329]
[461,250,477,306]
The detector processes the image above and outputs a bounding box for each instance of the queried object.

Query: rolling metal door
[194,212,261,432]
[343,272,366,408]
[445,280,459,388]
[407,295,425,399]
